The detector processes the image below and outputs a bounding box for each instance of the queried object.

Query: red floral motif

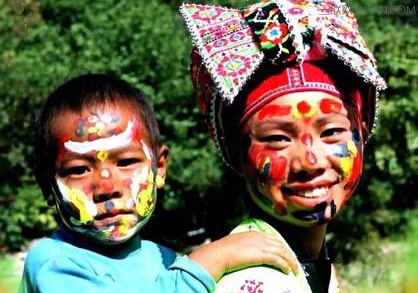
[259,22,289,49]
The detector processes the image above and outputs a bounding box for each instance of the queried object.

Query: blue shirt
[18,227,215,293]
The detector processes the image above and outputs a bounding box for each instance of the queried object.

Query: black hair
[33,73,161,203]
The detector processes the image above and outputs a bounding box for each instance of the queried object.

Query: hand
[188,230,299,281]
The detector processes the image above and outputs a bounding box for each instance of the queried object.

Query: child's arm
[188,230,299,281]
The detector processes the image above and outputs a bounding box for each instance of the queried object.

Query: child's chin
[71,223,140,245]
[91,229,138,245]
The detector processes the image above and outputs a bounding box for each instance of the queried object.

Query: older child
[18,73,299,293]
[180,0,387,292]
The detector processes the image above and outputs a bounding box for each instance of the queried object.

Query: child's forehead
[54,101,141,122]
[50,103,148,140]
[246,91,356,120]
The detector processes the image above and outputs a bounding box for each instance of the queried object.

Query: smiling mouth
[282,184,336,198]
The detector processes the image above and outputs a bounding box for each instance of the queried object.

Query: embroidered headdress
[180,0,386,168]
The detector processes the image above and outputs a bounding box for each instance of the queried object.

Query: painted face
[242,91,364,227]
[52,103,165,244]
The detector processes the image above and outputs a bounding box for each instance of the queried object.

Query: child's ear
[156,145,169,188]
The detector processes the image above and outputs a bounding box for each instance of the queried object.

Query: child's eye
[259,134,291,143]
[59,166,90,177]
[321,128,347,139]
[117,158,141,167]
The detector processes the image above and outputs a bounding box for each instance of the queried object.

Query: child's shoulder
[26,233,65,257]
[215,218,312,293]
[22,232,71,276]
[140,239,178,261]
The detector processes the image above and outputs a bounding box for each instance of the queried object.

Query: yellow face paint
[339,140,358,179]
[135,170,156,218]
[56,179,97,225]
[291,100,318,120]
[97,149,109,163]
[54,105,161,244]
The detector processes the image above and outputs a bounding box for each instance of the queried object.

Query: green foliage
[0,183,57,252]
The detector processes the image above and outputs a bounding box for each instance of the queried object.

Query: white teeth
[296,187,329,198]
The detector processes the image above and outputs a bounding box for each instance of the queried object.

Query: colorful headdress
[180,0,386,167]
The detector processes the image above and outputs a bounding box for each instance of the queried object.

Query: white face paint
[130,167,150,202]
[54,109,161,245]
[64,120,137,154]
[142,140,153,160]
[55,178,98,224]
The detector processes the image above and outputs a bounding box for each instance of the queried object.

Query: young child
[180,0,387,292]
[18,73,299,293]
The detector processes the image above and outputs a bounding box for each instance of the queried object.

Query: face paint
[54,106,160,245]
[243,91,364,227]
[342,129,363,191]
[301,132,317,165]
[257,104,291,120]
[75,112,122,139]
[100,169,111,179]
[319,98,343,114]
[248,144,288,187]
[292,100,317,120]
[63,119,140,154]
[97,150,109,163]
[55,179,97,225]
[292,200,337,224]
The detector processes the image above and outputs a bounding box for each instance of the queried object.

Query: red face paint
[248,144,288,185]
[319,98,342,114]
[102,181,114,192]
[301,132,317,165]
[57,134,70,159]
[122,178,133,188]
[297,100,312,115]
[257,104,292,120]
[82,184,94,195]
[131,119,142,143]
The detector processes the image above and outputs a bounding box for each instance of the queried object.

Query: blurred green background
[0,0,417,292]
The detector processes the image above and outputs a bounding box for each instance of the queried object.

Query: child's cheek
[125,167,157,219]
[248,144,287,187]
[327,129,363,192]
[56,179,97,225]
[82,183,94,195]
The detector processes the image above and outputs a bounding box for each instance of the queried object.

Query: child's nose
[291,136,330,175]
[93,167,123,202]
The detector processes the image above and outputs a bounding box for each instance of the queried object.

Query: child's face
[51,102,166,244]
[241,91,364,227]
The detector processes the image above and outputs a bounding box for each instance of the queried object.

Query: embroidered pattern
[180,0,387,167]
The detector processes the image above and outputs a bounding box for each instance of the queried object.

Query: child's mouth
[280,181,338,208]
[281,186,330,198]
